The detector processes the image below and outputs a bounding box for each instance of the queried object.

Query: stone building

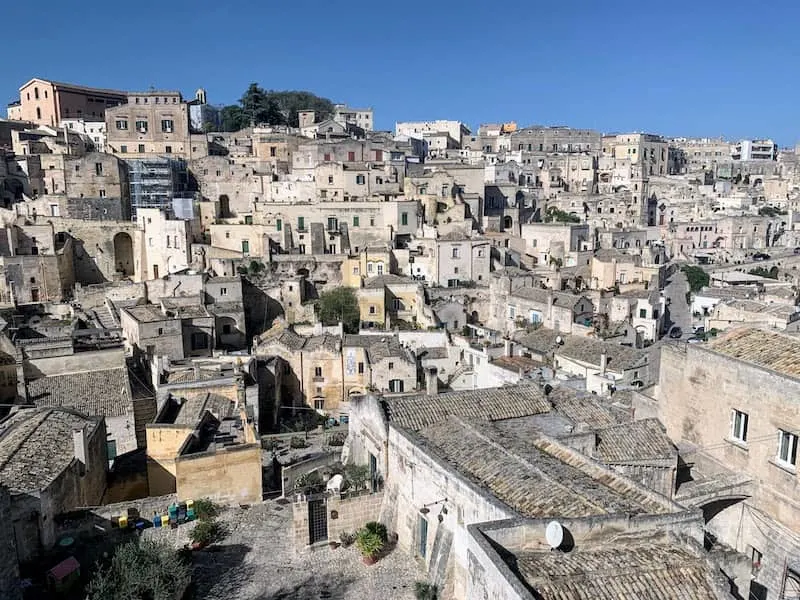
[146,394,261,504]
[333,104,374,131]
[13,78,126,127]
[344,387,742,599]
[105,91,208,159]
[520,222,592,268]
[650,327,800,599]
[63,151,129,205]
[0,486,21,600]
[120,298,215,360]
[0,407,107,561]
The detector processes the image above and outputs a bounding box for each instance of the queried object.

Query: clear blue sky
[3,0,799,145]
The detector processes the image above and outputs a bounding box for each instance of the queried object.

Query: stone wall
[176,443,263,505]
[0,487,21,600]
[656,344,800,596]
[292,491,383,549]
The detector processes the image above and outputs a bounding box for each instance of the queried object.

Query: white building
[61,118,107,152]
[732,139,777,161]
[395,120,470,146]
[332,104,373,131]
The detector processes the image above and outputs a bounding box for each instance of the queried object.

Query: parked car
[753,252,771,261]
[692,325,705,335]
[686,336,702,344]
[793,247,800,255]
[668,326,683,339]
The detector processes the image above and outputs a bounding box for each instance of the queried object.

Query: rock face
[0,486,21,600]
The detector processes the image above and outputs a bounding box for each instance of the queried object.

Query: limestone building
[13,78,126,127]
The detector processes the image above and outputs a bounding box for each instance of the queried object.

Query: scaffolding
[126,157,191,220]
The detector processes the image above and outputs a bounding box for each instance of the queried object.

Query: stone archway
[113,232,134,277]
[503,216,513,230]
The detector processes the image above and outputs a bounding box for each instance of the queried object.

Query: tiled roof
[0,408,100,494]
[593,418,677,463]
[416,418,672,518]
[511,287,550,304]
[173,393,236,426]
[383,386,551,430]
[363,274,416,289]
[547,387,620,429]
[511,535,724,600]
[123,305,167,323]
[26,367,133,417]
[557,336,647,371]
[343,334,405,362]
[513,327,562,354]
[708,327,800,378]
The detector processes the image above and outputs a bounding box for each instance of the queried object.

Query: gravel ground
[145,501,425,600]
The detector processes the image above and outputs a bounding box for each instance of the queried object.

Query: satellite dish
[545,521,564,549]
[555,336,563,345]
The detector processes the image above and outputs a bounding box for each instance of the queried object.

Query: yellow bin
[118,515,128,529]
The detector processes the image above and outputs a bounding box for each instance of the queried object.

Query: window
[36,107,41,119]
[161,119,174,133]
[376,263,384,275]
[389,379,404,393]
[353,216,359,227]
[107,440,117,461]
[324,153,331,161]
[298,216,305,230]
[157,328,163,335]
[328,175,334,184]
[369,305,376,314]
[508,305,516,319]
[356,175,365,185]
[99,189,106,198]
[777,430,797,467]
[276,219,282,231]
[191,332,208,350]
[241,240,250,254]
[245,215,253,225]
[327,217,338,231]
[731,410,748,443]
[166,237,171,248]
[115,119,128,130]
[453,267,459,274]
[348,151,355,161]
[135,120,148,133]
[314,366,323,377]
[639,308,647,318]
[138,144,145,153]
[388,362,394,369]
[451,247,460,259]
[165,145,172,154]
[370,217,375,227]
[314,398,325,410]
[95,162,103,176]
[401,212,408,226]
[270,146,276,157]
[418,515,428,558]
[220,287,228,296]
[367,263,374,274]
[358,362,364,374]
[34,87,39,100]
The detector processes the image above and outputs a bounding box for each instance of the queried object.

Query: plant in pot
[339,531,357,548]
[190,519,224,550]
[355,529,384,565]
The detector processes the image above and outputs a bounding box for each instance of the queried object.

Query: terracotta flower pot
[329,541,341,549]
[362,554,377,565]
[191,541,207,551]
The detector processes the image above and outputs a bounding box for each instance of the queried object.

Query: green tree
[87,540,190,600]
[219,84,335,131]
[220,105,247,132]
[316,287,360,333]
[681,265,710,293]
[544,206,581,223]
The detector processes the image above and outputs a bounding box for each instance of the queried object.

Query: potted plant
[356,529,384,565]
[189,519,223,550]
[339,531,356,548]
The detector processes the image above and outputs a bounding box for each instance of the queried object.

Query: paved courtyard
[145,500,426,600]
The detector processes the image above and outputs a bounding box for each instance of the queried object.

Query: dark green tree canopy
[316,287,360,333]
[220,83,335,131]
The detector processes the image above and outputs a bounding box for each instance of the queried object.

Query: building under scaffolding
[125,157,194,220]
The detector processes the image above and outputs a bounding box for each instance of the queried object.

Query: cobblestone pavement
[145,501,425,600]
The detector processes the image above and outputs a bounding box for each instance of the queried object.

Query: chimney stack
[599,353,607,375]
[73,426,89,469]
[426,367,439,396]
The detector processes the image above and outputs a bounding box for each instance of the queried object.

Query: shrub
[290,435,308,449]
[343,464,370,493]
[339,531,357,547]
[327,432,347,447]
[87,539,190,600]
[355,529,384,558]
[193,498,219,521]
[190,519,225,546]
[364,521,388,543]
[294,470,325,495]
[415,582,439,600]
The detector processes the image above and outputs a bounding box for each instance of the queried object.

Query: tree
[220,105,247,132]
[682,265,710,293]
[544,206,581,223]
[219,84,336,131]
[316,287,360,333]
[87,540,190,600]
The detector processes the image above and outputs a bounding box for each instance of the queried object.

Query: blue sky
[3,0,799,145]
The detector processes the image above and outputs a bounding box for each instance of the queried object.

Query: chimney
[599,353,607,375]
[426,367,439,396]
[504,338,515,357]
[73,427,89,470]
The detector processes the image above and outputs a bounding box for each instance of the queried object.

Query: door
[308,498,328,544]
[418,515,428,558]
[153,264,159,279]
[369,453,378,492]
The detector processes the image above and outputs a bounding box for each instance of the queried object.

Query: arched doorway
[216,316,241,348]
[503,216,513,230]
[113,232,134,277]
[219,194,231,218]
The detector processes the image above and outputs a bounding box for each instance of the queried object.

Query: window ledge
[769,458,797,476]
[725,438,749,451]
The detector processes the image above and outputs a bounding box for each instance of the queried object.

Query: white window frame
[731,410,748,443]
[508,305,516,320]
[777,430,798,468]
[115,119,128,131]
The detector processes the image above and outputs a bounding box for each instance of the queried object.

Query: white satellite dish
[545,521,564,549]
[555,336,563,345]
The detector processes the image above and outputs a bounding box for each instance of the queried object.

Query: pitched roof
[547,387,620,429]
[383,385,551,430]
[511,534,725,600]
[26,367,133,417]
[415,417,673,518]
[0,408,100,494]
[707,327,800,378]
[593,418,677,463]
[556,336,648,371]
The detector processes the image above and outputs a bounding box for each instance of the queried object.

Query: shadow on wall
[242,280,284,341]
